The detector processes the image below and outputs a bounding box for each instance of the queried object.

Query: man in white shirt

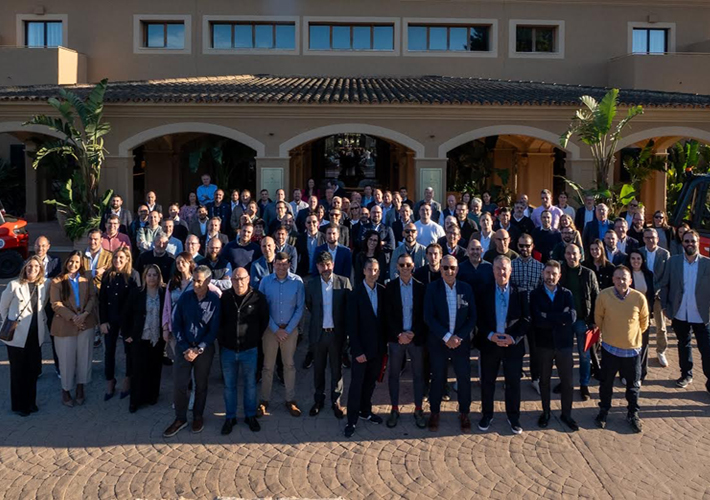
[414,203,445,246]
[640,228,671,367]
[474,213,495,253]
[290,189,309,216]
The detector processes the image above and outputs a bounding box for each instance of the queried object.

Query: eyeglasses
[398,263,414,268]
[442,265,457,271]
[518,244,532,248]
[231,276,249,282]
[654,215,664,219]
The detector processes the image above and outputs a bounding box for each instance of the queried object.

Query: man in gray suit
[390,223,427,279]
[639,227,671,367]
[305,251,352,419]
[660,229,710,391]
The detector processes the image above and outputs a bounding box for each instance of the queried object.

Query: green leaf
[594,89,618,135]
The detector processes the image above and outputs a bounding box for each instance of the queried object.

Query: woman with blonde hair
[0,256,49,416]
[99,247,140,400]
[50,251,97,407]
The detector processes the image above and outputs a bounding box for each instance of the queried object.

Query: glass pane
[212,24,232,49]
[429,27,447,50]
[46,22,62,47]
[146,24,165,48]
[255,24,273,48]
[333,26,350,49]
[310,25,330,50]
[353,26,371,50]
[408,26,427,51]
[235,24,253,48]
[373,26,393,50]
[516,27,533,52]
[469,26,489,51]
[275,24,295,49]
[649,29,666,53]
[700,189,710,231]
[632,29,648,53]
[449,27,467,51]
[166,24,184,49]
[26,22,45,47]
[535,27,554,52]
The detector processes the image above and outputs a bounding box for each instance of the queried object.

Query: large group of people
[1,172,708,439]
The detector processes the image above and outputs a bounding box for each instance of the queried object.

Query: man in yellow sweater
[594,265,649,433]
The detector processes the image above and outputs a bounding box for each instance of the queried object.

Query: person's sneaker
[531,379,541,395]
[428,412,440,432]
[191,416,204,433]
[163,419,187,438]
[552,383,562,394]
[459,413,471,434]
[221,418,237,435]
[256,400,269,418]
[538,411,551,428]
[594,412,607,429]
[245,416,261,432]
[561,414,579,432]
[580,386,591,401]
[442,384,451,402]
[302,352,314,369]
[386,410,400,428]
[360,412,382,424]
[627,413,643,433]
[508,419,523,435]
[478,415,493,432]
[414,409,426,429]
[676,376,693,388]
[287,401,302,417]
[344,424,355,438]
[658,352,669,367]
[309,402,324,417]
[332,403,345,419]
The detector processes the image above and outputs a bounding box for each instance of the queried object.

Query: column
[414,158,447,204]
[256,157,290,197]
[24,151,38,222]
[521,152,555,198]
[101,156,134,212]
[566,158,596,195]
[640,153,667,219]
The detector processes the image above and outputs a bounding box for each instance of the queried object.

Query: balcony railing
[0,46,86,87]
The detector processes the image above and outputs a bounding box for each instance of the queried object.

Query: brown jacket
[49,274,98,337]
[82,249,113,288]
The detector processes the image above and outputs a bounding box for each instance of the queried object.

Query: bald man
[483,229,519,263]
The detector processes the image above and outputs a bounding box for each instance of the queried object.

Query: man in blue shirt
[163,265,221,438]
[258,252,305,418]
[196,173,218,205]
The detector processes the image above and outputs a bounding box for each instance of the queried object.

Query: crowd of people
[1,172,708,439]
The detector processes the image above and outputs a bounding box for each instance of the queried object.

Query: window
[211,22,295,50]
[516,26,556,53]
[632,28,668,54]
[509,20,564,58]
[25,21,62,47]
[308,23,394,51]
[407,25,490,52]
[143,22,185,49]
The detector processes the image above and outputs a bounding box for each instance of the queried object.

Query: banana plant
[24,79,113,240]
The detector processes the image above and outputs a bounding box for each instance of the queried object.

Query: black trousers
[480,340,525,421]
[7,326,41,413]
[673,319,710,384]
[130,338,165,407]
[538,346,574,417]
[313,331,345,405]
[347,354,381,426]
[104,323,132,381]
[640,329,650,381]
[173,343,215,421]
[598,347,641,415]
[428,337,471,414]
[527,332,541,381]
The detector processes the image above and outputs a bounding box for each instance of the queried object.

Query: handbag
[0,285,37,342]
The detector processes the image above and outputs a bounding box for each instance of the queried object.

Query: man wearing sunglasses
[390,223,426,279]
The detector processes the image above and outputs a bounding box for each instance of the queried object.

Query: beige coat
[0,278,49,348]
[49,275,98,337]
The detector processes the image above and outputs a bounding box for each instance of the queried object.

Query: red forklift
[669,171,710,256]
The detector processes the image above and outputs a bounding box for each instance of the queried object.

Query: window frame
[627,22,676,55]
[303,17,400,57]
[403,18,498,58]
[24,20,63,47]
[508,19,565,59]
[143,21,186,49]
[203,16,299,55]
[16,14,68,48]
[133,14,192,55]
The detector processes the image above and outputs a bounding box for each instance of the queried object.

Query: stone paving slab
[1,328,710,499]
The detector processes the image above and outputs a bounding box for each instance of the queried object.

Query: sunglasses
[654,215,664,219]
[518,244,532,248]
[442,265,457,271]
[398,263,414,268]
[404,229,416,234]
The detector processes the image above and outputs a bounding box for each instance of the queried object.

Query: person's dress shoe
[221,418,237,435]
[309,402,324,417]
[287,401,302,417]
[561,414,579,431]
[62,391,74,408]
[386,410,400,428]
[627,413,643,433]
[163,419,187,438]
[538,411,551,428]
[245,416,261,432]
[14,410,30,417]
[580,386,591,401]
[414,409,427,429]
[428,412,440,432]
[344,424,355,438]
[191,416,205,433]
[442,385,451,402]
[104,379,117,401]
[30,404,38,413]
[531,379,541,395]
[302,352,314,369]
[332,403,345,419]
[342,355,351,369]
[459,413,471,434]
[594,412,607,429]
[119,391,130,400]
[257,400,269,417]
[359,412,382,424]
[75,386,85,406]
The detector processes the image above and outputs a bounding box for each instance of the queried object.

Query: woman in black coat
[628,250,655,381]
[121,265,166,413]
[99,248,140,400]
[582,239,615,290]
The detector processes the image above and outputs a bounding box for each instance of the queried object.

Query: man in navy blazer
[423,255,477,433]
[477,255,531,435]
[345,257,386,438]
[313,225,352,278]
[582,203,612,253]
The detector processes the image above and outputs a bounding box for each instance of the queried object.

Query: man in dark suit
[477,255,530,435]
[639,227,671,367]
[575,194,597,232]
[199,217,229,255]
[306,252,352,418]
[582,203,612,253]
[424,255,477,433]
[313,225,352,278]
[206,189,232,236]
[613,218,640,254]
[530,260,579,431]
[384,253,427,429]
[391,204,415,246]
[295,196,318,233]
[345,257,386,437]
[319,208,350,247]
[494,207,521,249]
[296,213,325,278]
[100,194,133,234]
[439,226,467,262]
[603,230,628,265]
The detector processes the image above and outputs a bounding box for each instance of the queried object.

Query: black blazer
[99,270,141,325]
[347,282,386,360]
[295,231,325,277]
[530,285,577,350]
[476,283,530,348]
[440,244,467,262]
[305,274,352,344]
[575,206,597,233]
[44,254,62,279]
[384,277,426,345]
[423,279,476,343]
[121,287,167,342]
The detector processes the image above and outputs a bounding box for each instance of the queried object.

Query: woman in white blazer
[0,255,49,416]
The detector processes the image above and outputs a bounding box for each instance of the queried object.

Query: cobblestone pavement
[2,325,710,500]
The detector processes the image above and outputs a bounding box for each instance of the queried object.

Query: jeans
[672,319,710,383]
[598,347,641,415]
[221,347,258,419]
[573,320,591,386]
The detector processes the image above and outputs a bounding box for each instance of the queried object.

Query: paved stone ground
[2,314,710,499]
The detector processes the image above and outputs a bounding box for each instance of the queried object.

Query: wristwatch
[197,347,205,355]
